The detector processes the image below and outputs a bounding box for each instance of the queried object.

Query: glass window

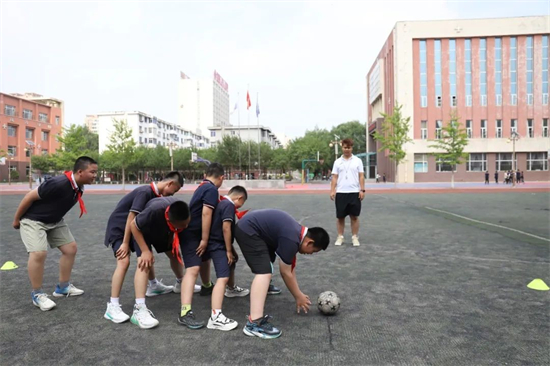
[467,153,487,171]
[4,105,16,116]
[414,154,428,173]
[543,119,548,138]
[26,128,33,139]
[434,40,442,104]
[23,109,33,120]
[39,113,48,122]
[55,116,60,125]
[449,39,456,102]
[526,36,534,98]
[211,131,216,137]
[8,125,16,137]
[496,120,502,138]
[527,119,533,138]
[495,38,502,104]
[42,149,48,155]
[42,131,49,141]
[527,152,548,171]
[479,39,487,105]
[420,40,428,108]
[511,119,517,134]
[436,120,442,139]
[510,37,517,103]
[481,120,487,138]
[421,120,427,140]
[543,35,549,102]
[436,158,455,172]
[465,39,472,106]
[496,153,516,171]
[8,146,16,156]
[466,120,472,138]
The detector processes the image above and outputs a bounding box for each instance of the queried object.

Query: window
[39,113,48,122]
[42,131,49,141]
[231,131,236,135]
[544,119,548,137]
[25,128,33,139]
[527,119,533,138]
[466,120,472,138]
[511,119,517,134]
[414,154,428,173]
[465,39,472,106]
[479,38,487,106]
[421,120,427,139]
[496,120,502,138]
[4,105,15,116]
[449,39,456,106]
[9,165,17,172]
[42,149,48,155]
[510,37,517,105]
[419,40,428,107]
[495,38,502,105]
[211,131,216,137]
[436,158,455,172]
[25,149,31,157]
[481,120,487,138]
[26,166,30,177]
[7,125,16,137]
[435,120,442,139]
[8,146,16,156]
[434,40,442,106]
[23,109,33,120]
[496,153,516,171]
[527,36,534,104]
[543,35,549,104]
[528,152,548,171]
[467,153,487,171]
[55,116,60,125]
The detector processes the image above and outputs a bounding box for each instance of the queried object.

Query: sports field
[1,191,549,365]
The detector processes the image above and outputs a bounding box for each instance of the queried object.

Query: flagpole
[247,85,251,180]
[237,92,241,177]
[257,92,261,179]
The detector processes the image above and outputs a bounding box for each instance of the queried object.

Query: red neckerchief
[64,171,86,218]
[150,182,161,197]
[198,180,249,219]
[165,206,184,264]
[291,226,307,272]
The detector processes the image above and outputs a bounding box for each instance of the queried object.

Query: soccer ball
[317,291,340,315]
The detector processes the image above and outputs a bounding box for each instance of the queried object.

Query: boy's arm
[330,163,338,201]
[117,211,137,259]
[130,219,154,271]
[223,221,234,265]
[359,172,365,200]
[279,259,311,314]
[13,189,41,229]
[197,205,214,256]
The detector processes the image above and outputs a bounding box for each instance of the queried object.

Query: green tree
[372,104,413,186]
[106,118,136,189]
[270,147,290,177]
[287,127,332,173]
[429,113,469,188]
[55,124,99,170]
[31,154,55,176]
[330,120,366,158]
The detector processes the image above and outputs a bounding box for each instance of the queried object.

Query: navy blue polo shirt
[22,174,81,224]
[185,180,219,236]
[237,209,305,265]
[134,196,180,247]
[208,198,235,251]
[104,184,159,246]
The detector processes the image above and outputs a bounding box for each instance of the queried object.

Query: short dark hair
[73,156,98,172]
[341,138,354,147]
[163,171,184,187]
[306,227,330,251]
[206,162,225,178]
[168,200,190,222]
[228,185,248,200]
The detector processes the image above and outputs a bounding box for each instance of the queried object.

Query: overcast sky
[1,1,548,139]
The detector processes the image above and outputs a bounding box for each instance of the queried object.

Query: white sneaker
[52,283,84,297]
[146,279,173,297]
[173,282,201,294]
[352,235,360,247]
[104,302,130,323]
[32,293,56,311]
[130,304,159,329]
[225,285,250,298]
[335,235,344,246]
[207,312,238,331]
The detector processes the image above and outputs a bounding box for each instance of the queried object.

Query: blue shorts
[132,239,171,258]
[203,249,236,278]
[110,238,136,258]
[180,232,203,268]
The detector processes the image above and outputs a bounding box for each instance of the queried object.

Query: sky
[1,1,548,140]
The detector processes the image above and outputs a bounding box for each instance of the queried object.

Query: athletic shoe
[334,235,344,246]
[32,293,56,311]
[225,285,250,298]
[130,304,159,329]
[267,284,281,295]
[352,235,360,247]
[173,282,201,294]
[200,283,215,296]
[243,315,282,339]
[177,310,205,329]
[146,279,173,297]
[207,312,238,331]
[52,283,84,297]
[104,302,130,323]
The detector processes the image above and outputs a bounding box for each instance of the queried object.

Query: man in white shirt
[329,138,365,246]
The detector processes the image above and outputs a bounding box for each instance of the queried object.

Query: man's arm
[330,173,338,201]
[359,172,365,201]
[130,219,154,271]
[279,259,311,313]
[223,221,234,265]
[13,188,40,229]
[197,205,214,256]
[117,211,137,259]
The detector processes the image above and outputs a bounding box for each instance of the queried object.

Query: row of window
[7,126,49,140]
[4,105,60,124]
[6,146,49,157]
[414,152,548,172]
[419,36,549,107]
[420,119,549,139]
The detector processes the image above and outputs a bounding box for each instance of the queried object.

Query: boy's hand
[231,248,239,262]
[296,293,311,314]
[116,243,130,260]
[330,191,336,201]
[138,251,154,271]
[196,240,207,256]
[12,219,20,230]
[226,251,235,265]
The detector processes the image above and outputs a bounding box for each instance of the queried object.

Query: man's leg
[57,242,77,284]
[350,216,360,236]
[28,251,47,291]
[250,273,271,320]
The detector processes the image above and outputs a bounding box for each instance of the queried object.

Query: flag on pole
[231,101,238,115]
[256,97,260,118]
[246,91,251,110]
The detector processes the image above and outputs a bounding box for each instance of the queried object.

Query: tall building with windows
[367,16,549,182]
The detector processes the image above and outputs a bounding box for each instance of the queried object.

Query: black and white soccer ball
[317,291,340,315]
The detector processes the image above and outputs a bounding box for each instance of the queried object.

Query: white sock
[176,277,183,283]
[212,309,222,319]
[110,297,120,306]
[148,278,158,286]
[135,298,146,305]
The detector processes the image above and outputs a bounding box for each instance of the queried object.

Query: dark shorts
[110,238,137,258]
[335,193,361,218]
[203,249,236,278]
[180,232,204,268]
[234,225,274,275]
[132,239,172,258]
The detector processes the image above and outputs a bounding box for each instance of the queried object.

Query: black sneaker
[243,315,282,339]
[267,284,281,295]
[177,311,205,329]
[200,283,215,296]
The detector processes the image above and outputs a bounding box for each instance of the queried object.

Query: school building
[0,92,64,182]
[367,16,550,183]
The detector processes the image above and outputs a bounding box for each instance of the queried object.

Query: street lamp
[25,140,35,189]
[507,131,520,187]
[329,134,341,161]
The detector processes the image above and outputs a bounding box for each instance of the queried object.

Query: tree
[429,113,469,188]
[106,118,136,189]
[372,104,413,186]
[55,124,99,170]
[330,120,367,157]
[31,154,55,176]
